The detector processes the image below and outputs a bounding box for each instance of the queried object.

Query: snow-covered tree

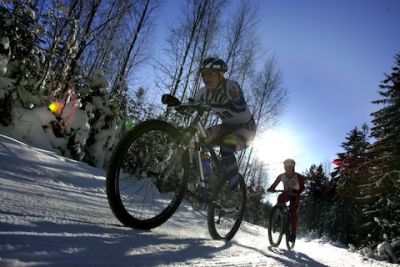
[367,53,400,197]
[334,124,370,200]
[244,159,267,224]
[326,124,370,245]
[359,53,400,259]
[0,1,39,80]
[299,164,332,235]
[0,1,45,115]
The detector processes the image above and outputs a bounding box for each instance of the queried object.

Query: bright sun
[252,129,297,166]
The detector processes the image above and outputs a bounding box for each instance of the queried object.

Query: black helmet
[200,57,228,73]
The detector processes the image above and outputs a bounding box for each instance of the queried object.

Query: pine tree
[359,53,400,255]
[334,124,370,200]
[243,159,265,224]
[128,87,146,122]
[0,1,38,78]
[0,2,44,115]
[368,53,400,195]
[299,164,331,235]
[327,125,370,245]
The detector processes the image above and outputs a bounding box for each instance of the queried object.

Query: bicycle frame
[164,104,223,195]
[271,190,294,220]
[276,190,298,210]
[107,96,246,238]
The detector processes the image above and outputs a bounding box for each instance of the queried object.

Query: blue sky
[254,0,400,179]
[144,0,400,180]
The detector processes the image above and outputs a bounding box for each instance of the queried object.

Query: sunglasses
[201,69,219,77]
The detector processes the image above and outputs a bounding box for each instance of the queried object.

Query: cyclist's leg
[202,125,254,189]
[279,193,297,242]
[221,128,255,189]
[201,127,239,189]
[278,192,290,204]
[289,195,300,235]
[202,124,255,148]
[220,144,240,189]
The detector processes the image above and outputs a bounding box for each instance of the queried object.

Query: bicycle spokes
[268,205,285,247]
[272,212,282,233]
[207,178,246,241]
[116,128,185,221]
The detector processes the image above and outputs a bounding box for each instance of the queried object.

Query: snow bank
[0,135,397,267]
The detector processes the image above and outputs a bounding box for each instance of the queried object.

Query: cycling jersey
[194,78,256,189]
[194,79,253,125]
[269,172,305,193]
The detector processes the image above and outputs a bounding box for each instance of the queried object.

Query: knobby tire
[268,205,285,247]
[106,120,189,230]
[207,174,246,241]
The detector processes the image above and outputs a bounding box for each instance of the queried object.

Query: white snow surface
[0,134,397,267]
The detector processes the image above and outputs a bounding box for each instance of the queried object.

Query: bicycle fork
[191,131,209,201]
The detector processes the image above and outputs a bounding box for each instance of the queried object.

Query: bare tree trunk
[90,10,123,75]
[69,0,103,76]
[223,0,259,83]
[111,0,152,94]
[170,0,209,96]
[190,0,225,98]
[242,58,287,177]
[180,34,199,101]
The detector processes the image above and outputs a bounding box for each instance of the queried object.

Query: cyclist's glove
[175,105,194,116]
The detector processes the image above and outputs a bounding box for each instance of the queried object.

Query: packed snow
[0,134,397,266]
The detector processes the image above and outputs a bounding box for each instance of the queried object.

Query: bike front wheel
[207,174,246,241]
[106,120,189,230]
[268,205,285,247]
[285,216,295,250]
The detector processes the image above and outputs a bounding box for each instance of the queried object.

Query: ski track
[0,134,396,267]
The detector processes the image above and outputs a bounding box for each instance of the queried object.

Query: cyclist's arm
[226,81,247,112]
[298,174,305,194]
[267,175,281,192]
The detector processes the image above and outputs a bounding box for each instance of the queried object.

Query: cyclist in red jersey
[267,159,305,242]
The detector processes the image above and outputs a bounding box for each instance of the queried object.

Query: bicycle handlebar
[173,103,208,115]
[268,189,300,195]
[173,102,229,116]
[161,94,230,116]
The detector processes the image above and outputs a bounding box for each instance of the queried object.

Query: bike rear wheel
[207,174,246,241]
[268,205,285,247]
[106,120,189,230]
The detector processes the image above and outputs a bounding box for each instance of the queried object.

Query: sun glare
[48,101,63,117]
[253,129,297,166]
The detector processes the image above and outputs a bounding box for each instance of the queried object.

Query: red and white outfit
[269,172,305,234]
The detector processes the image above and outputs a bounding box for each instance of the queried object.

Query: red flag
[333,159,344,167]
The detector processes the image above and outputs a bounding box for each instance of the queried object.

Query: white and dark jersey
[269,172,305,193]
[280,173,300,191]
[194,79,253,125]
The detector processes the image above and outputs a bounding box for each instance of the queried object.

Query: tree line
[297,54,399,263]
[0,0,285,231]
[1,1,398,262]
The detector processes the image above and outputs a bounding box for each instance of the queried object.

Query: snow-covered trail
[0,134,394,266]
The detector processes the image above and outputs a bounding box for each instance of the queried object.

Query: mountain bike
[106,94,247,241]
[268,190,296,250]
